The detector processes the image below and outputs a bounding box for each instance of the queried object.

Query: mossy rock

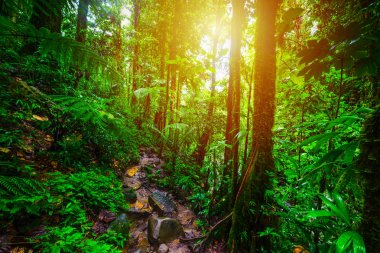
[148,216,183,244]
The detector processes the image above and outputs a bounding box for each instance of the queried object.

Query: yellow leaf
[32,115,49,121]
[0,147,10,153]
[135,200,144,210]
[126,166,139,177]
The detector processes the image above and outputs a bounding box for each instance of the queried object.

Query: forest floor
[124,148,206,253]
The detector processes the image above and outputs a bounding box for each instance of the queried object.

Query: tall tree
[224,0,244,199]
[153,0,168,131]
[250,0,279,250]
[229,0,279,251]
[75,0,89,43]
[131,0,142,105]
[358,103,380,252]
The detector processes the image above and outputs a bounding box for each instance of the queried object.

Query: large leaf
[319,192,350,224]
[336,231,366,253]
[300,132,339,147]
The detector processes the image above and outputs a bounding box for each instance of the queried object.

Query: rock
[148,216,184,244]
[125,177,142,190]
[141,158,150,166]
[158,244,169,253]
[98,210,116,223]
[148,191,177,215]
[108,214,129,237]
[92,221,107,234]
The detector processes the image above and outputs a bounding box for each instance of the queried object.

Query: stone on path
[148,216,184,244]
[125,177,142,190]
[148,191,177,215]
[158,244,169,253]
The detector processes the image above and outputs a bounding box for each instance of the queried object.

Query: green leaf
[320,193,350,224]
[336,231,366,253]
[300,132,339,147]
[306,210,334,219]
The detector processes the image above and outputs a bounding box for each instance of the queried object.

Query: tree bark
[358,75,380,252]
[75,0,89,43]
[131,0,142,105]
[154,0,168,131]
[228,0,279,251]
[250,0,279,250]
[223,0,244,201]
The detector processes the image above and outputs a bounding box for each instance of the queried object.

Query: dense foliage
[0,0,379,252]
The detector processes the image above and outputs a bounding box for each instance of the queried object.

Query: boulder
[148,216,183,244]
[148,191,177,215]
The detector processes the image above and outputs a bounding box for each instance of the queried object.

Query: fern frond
[0,175,22,195]
[51,95,114,128]
[0,175,44,197]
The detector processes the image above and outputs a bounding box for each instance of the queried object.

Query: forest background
[0,0,379,252]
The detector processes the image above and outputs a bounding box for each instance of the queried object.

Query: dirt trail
[125,148,202,253]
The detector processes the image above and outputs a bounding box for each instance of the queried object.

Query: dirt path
[124,148,203,253]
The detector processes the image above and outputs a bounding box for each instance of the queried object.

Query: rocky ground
[124,148,203,253]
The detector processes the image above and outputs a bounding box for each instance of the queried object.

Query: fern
[0,175,44,197]
[51,95,114,128]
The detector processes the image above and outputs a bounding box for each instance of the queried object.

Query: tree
[228,0,280,251]
[250,0,280,250]
[131,0,142,105]
[224,0,244,200]
[153,0,168,131]
[76,0,89,43]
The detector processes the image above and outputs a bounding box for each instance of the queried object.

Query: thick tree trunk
[250,0,279,251]
[223,0,244,200]
[358,79,380,252]
[228,0,279,252]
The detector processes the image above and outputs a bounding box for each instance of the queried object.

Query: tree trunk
[358,77,380,252]
[250,0,279,250]
[243,61,254,166]
[131,0,141,105]
[166,0,181,139]
[228,0,279,252]
[154,0,168,131]
[224,0,244,201]
[75,0,89,43]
